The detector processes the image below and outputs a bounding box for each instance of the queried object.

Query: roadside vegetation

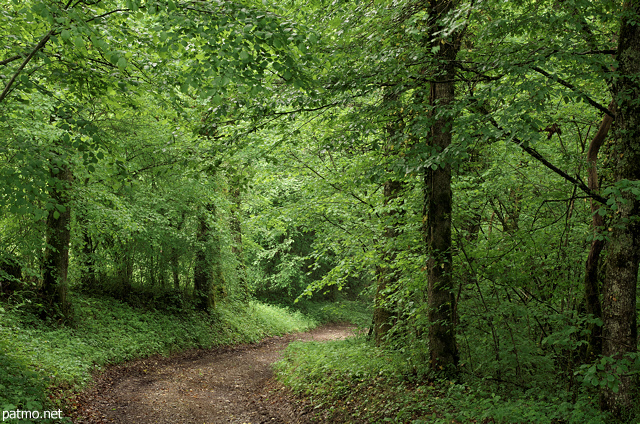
[0,294,316,422]
[275,337,614,424]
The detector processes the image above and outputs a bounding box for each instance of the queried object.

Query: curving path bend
[71,323,356,424]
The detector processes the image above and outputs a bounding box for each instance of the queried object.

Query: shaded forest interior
[2,0,640,422]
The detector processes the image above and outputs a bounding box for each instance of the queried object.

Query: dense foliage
[2,0,640,421]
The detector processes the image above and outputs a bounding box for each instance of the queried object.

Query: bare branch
[532,66,615,119]
[0,54,23,67]
[0,30,54,104]
[488,117,608,205]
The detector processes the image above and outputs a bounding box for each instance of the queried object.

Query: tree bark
[41,161,72,319]
[81,226,98,290]
[171,249,181,290]
[116,239,134,294]
[193,210,212,310]
[374,179,403,346]
[582,101,615,361]
[194,205,219,310]
[373,88,404,346]
[425,0,463,375]
[170,211,186,291]
[230,185,248,301]
[600,2,640,414]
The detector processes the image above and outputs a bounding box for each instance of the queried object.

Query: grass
[274,336,613,424]
[0,293,316,423]
[290,299,372,328]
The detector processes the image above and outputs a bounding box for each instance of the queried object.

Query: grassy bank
[282,299,371,328]
[274,336,612,424]
[0,294,316,423]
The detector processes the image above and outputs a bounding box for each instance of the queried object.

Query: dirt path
[71,323,356,424]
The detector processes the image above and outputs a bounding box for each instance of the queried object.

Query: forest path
[71,323,356,424]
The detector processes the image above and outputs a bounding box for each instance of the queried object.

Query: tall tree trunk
[41,161,72,319]
[230,185,248,301]
[373,89,404,346]
[424,0,463,375]
[170,211,186,291]
[171,249,181,290]
[582,101,615,361]
[193,205,215,310]
[78,179,98,290]
[600,2,640,414]
[116,240,134,295]
[374,180,403,345]
[81,226,97,289]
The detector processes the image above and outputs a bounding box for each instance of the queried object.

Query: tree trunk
[116,240,134,294]
[582,101,615,361]
[374,178,404,346]
[600,2,640,414]
[373,88,404,346]
[193,205,215,310]
[230,185,248,301]
[41,161,72,319]
[171,249,181,290]
[170,211,186,291]
[425,0,463,376]
[81,226,97,290]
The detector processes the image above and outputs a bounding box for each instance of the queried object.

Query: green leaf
[73,36,85,49]
[117,57,128,71]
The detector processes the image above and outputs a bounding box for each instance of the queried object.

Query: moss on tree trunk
[600,1,640,414]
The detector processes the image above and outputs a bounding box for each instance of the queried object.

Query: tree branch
[85,8,128,23]
[0,30,54,104]
[488,117,608,204]
[531,66,615,119]
[288,150,379,215]
[0,54,23,67]
[318,213,368,251]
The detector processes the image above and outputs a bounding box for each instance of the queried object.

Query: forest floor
[70,323,356,424]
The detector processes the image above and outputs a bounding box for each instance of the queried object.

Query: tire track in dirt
[71,323,356,424]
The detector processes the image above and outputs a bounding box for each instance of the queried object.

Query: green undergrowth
[291,299,371,328]
[274,336,612,424]
[0,294,316,423]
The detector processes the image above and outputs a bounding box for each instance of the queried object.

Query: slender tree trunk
[193,205,215,310]
[78,179,98,290]
[158,251,167,289]
[600,2,640,414]
[582,101,615,361]
[41,161,72,319]
[171,249,181,290]
[149,252,157,288]
[170,211,186,291]
[81,227,97,289]
[373,88,404,346]
[230,186,248,301]
[117,240,134,294]
[374,179,404,346]
[211,238,226,307]
[424,0,463,375]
